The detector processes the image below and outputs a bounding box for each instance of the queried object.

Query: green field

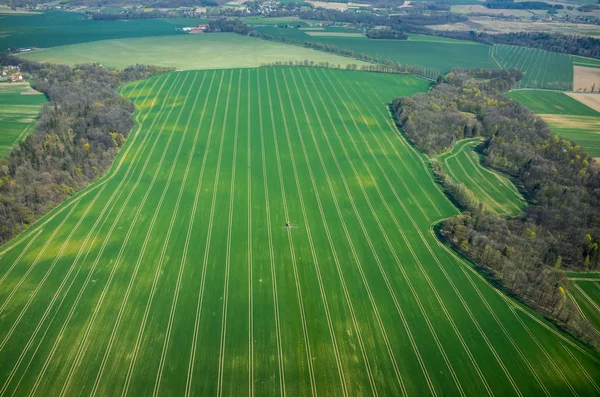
[0,11,209,50]
[19,34,367,70]
[256,27,497,73]
[0,83,46,157]
[508,90,600,157]
[0,67,599,396]
[573,56,600,69]
[438,139,525,216]
[507,90,599,115]
[570,280,600,337]
[493,44,574,90]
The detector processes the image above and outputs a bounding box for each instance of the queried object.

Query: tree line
[256,31,440,79]
[0,54,172,245]
[393,68,600,347]
[293,8,600,58]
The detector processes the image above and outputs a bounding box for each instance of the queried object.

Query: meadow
[572,56,600,69]
[0,66,599,396]
[256,27,498,73]
[0,83,46,157]
[508,90,600,157]
[437,139,525,216]
[493,44,573,90]
[19,34,367,70]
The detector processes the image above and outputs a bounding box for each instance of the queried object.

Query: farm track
[0,67,598,396]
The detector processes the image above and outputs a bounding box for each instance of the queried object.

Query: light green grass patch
[0,83,46,157]
[19,34,369,70]
[438,139,525,216]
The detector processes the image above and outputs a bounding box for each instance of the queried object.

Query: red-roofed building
[190,24,210,33]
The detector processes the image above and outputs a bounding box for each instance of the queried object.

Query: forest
[365,29,408,40]
[393,68,600,347]
[0,54,171,244]
[484,1,562,10]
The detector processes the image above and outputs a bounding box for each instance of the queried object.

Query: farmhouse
[184,24,210,33]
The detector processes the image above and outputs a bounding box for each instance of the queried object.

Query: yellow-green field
[19,34,368,70]
[0,67,598,396]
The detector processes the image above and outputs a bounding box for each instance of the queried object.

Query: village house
[184,24,210,33]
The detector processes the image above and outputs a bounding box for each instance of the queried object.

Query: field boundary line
[292,68,378,396]
[152,71,214,397]
[256,69,286,397]
[57,73,192,397]
[217,69,242,397]
[268,69,317,397]
[185,70,229,397]
[119,72,200,397]
[24,73,178,397]
[281,68,348,396]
